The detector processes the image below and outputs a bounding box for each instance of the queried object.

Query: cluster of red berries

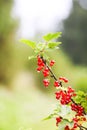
[37,55,45,72]
[71,103,84,116]
[55,86,76,105]
[64,124,77,130]
[56,117,79,130]
[59,77,68,83]
[36,55,87,130]
[64,116,86,130]
[56,116,87,130]
[43,79,50,87]
[54,77,68,88]
[37,55,55,72]
[37,55,55,87]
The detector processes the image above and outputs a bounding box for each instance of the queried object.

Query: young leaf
[48,42,62,49]
[76,91,86,97]
[36,42,45,50]
[42,114,55,121]
[82,102,87,113]
[43,32,62,41]
[20,39,36,49]
[28,55,36,60]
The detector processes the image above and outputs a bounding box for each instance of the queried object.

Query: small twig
[41,57,62,87]
[78,125,87,130]
[71,98,86,115]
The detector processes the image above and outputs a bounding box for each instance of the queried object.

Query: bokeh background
[0,0,87,129]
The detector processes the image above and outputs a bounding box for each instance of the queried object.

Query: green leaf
[20,39,36,49]
[76,91,86,97]
[73,96,82,104]
[48,42,62,49]
[28,55,36,60]
[43,32,62,41]
[42,114,55,121]
[81,102,87,113]
[36,43,45,50]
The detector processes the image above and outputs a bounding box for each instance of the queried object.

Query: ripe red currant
[43,79,50,87]
[37,66,43,72]
[56,117,61,126]
[50,60,55,66]
[55,91,61,100]
[59,77,68,83]
[64,125,70,130]
[42,67,49,77]
[82,117,86,121]
[73,123,78,128]
[54,81,60,87]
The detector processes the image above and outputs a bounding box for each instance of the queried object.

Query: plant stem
[78,125,87,130]
[41,57,62,86]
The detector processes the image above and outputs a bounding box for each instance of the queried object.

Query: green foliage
[21,33,62,52]
[43,114,55,121]
[43,32,62,41]
[48,42,61,49]
[72,91,87,113]
[21,32,62,61]
[20,39,36,49]
[28,55,36,60]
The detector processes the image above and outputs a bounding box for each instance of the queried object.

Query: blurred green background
[0,0,87,130]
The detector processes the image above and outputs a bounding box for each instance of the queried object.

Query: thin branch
[41,57,62,87]
[78,125,87,130]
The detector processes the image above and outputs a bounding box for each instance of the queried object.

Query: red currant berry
[64,125,70,130]
[42,67,49,77]
[43,79,50,87]
[54,81,60,87]
[73,123,78,128]
[56,117,61,126]
[37,66,43,72]
[55,91,61,100]
[82,117,86,121]
[73,117,79,122]
[50,60,55,66]
[59,77,68,83]
[37,55,44,67]
[72,93,77,97]
[60,99,66,105]
[64,78,68,83]
[67,86,74,93]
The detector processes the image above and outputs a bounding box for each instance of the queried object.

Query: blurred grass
[0,85,56,130]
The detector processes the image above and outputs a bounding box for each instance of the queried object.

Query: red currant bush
[21,32,87,130]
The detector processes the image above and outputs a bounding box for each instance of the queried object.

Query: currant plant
[21,32,87,130]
